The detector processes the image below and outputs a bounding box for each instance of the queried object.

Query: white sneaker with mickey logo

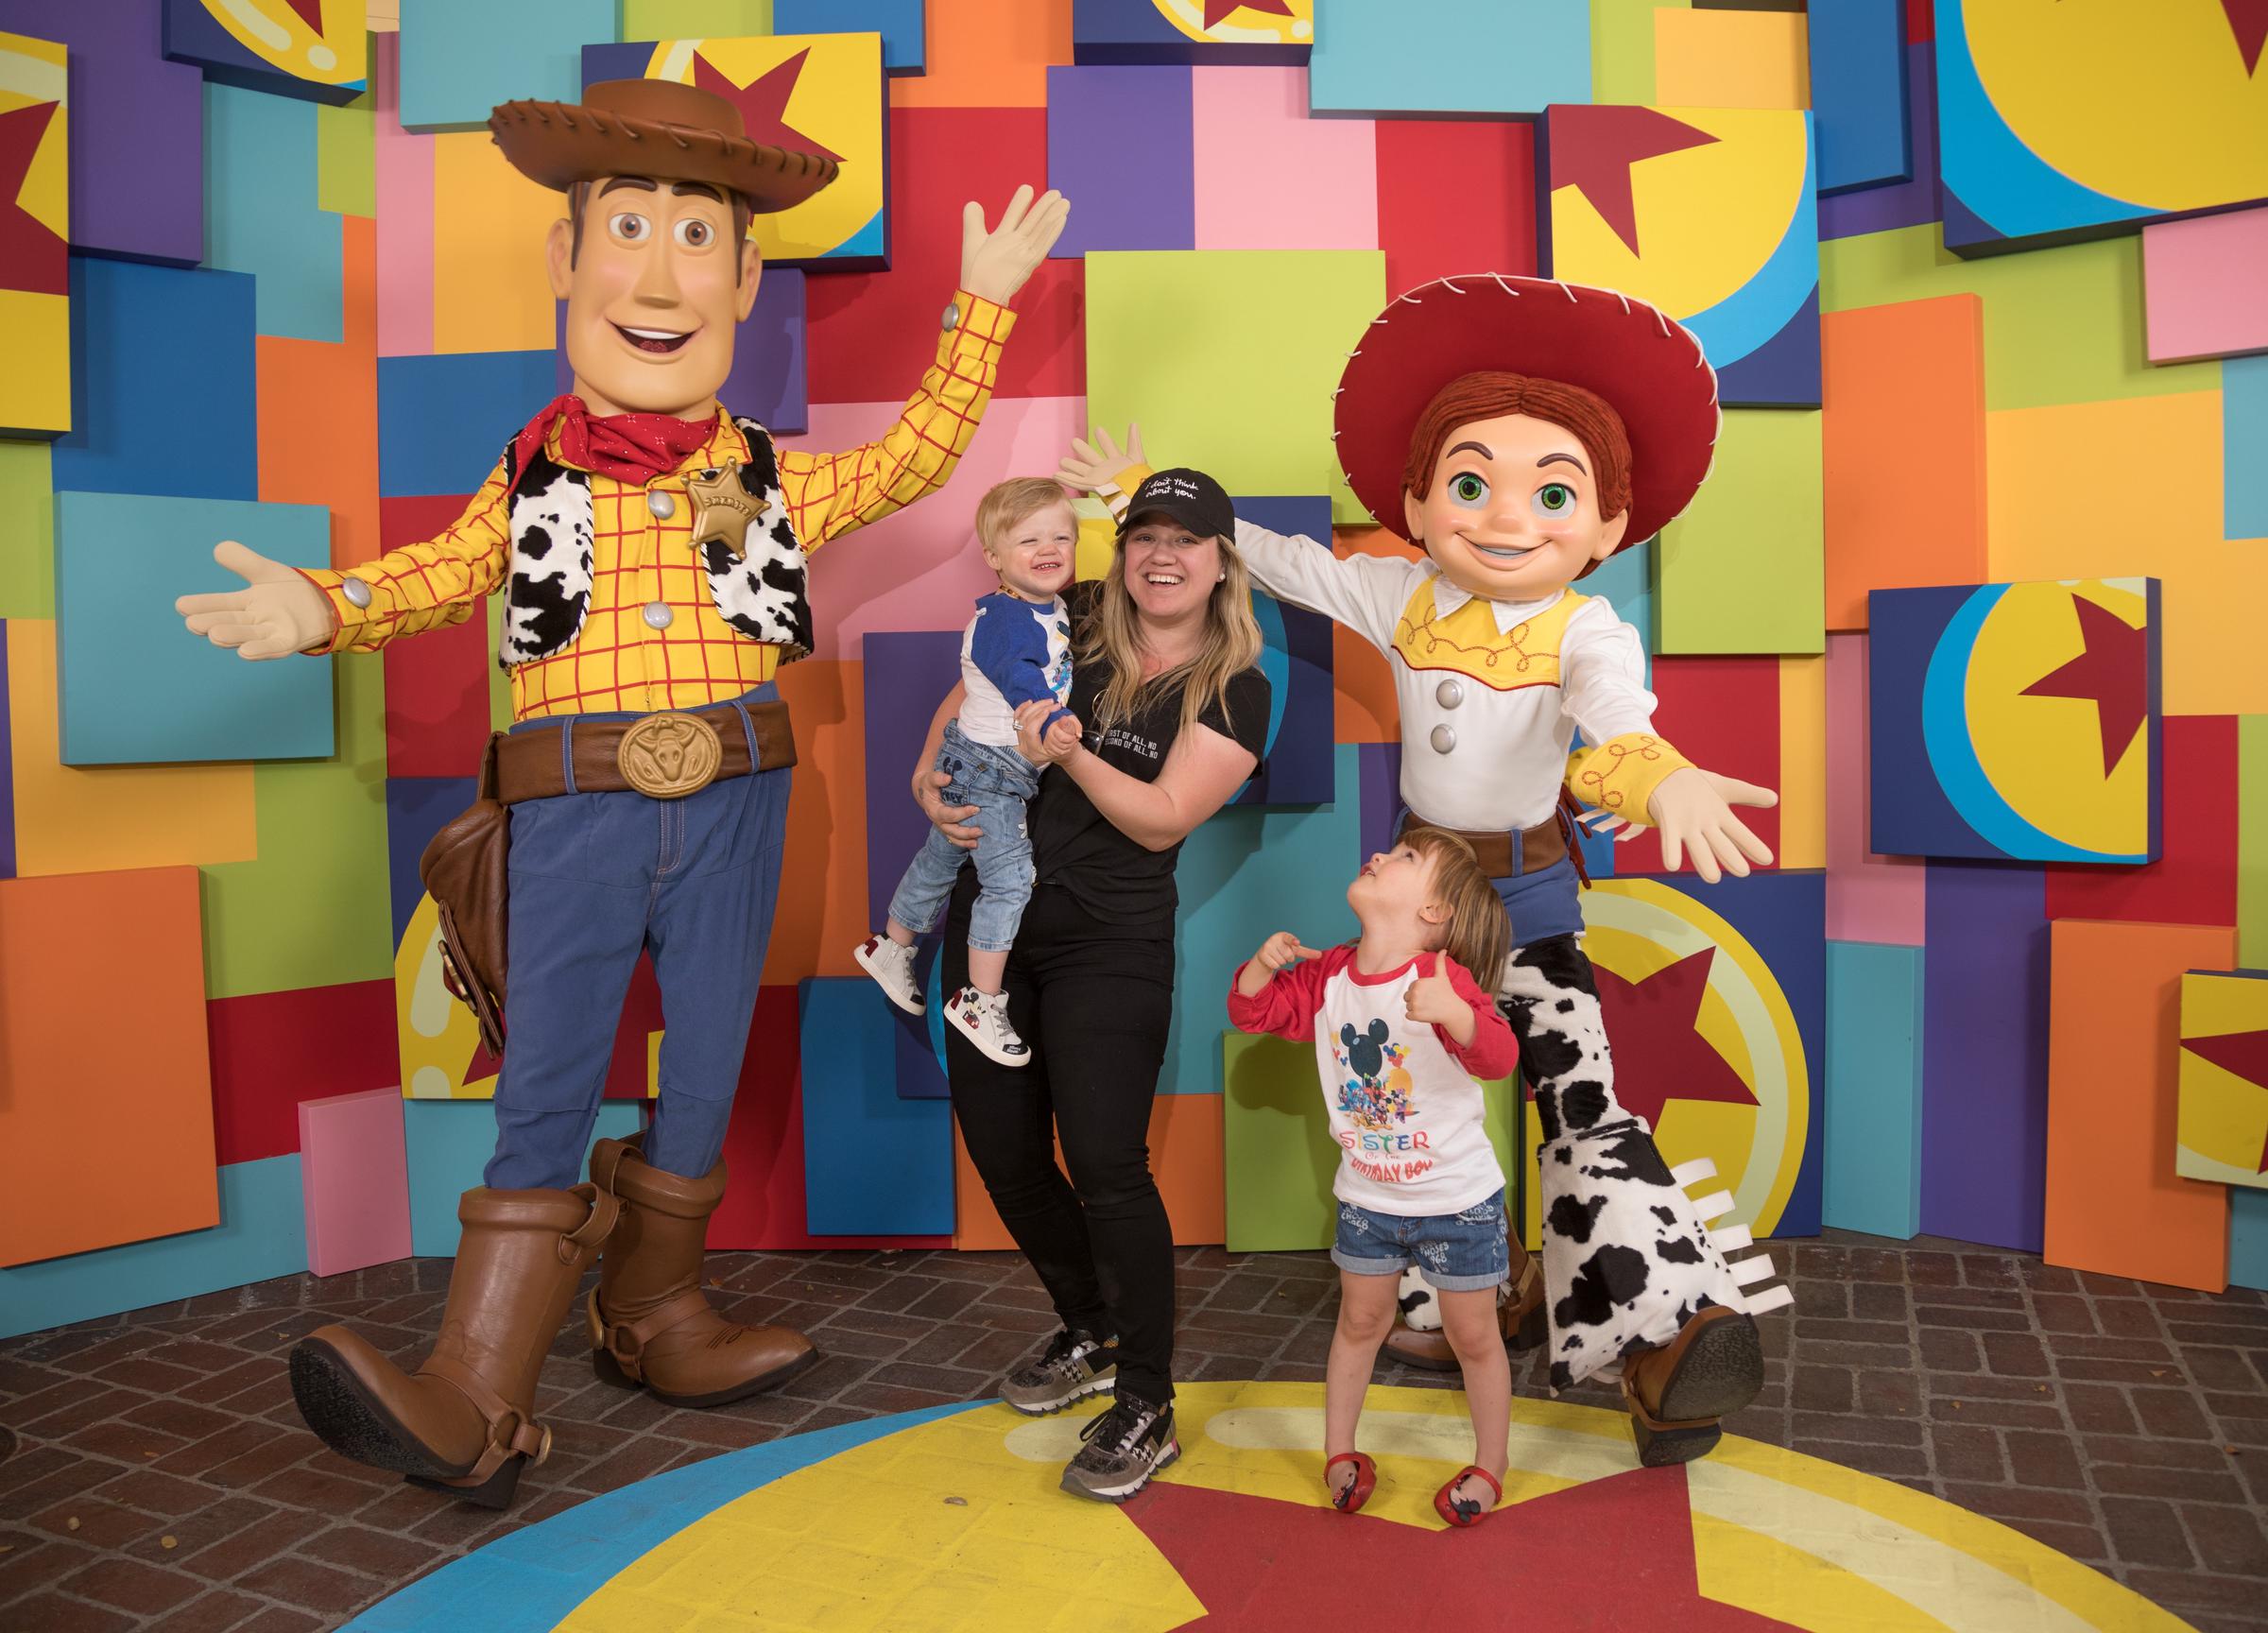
[948,984,1030,1068]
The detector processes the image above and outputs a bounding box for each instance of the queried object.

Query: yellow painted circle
[1963,579,2150,858]
[1578,880,1808,1237]
[191,0,366,89]
[532,1383,2189,1632]
[1965,0,2268,211]
[1151,0,1315,47]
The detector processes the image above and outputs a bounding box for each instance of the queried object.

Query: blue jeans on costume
[1395,808,1586,946]
[484,685,792,1192]
[887,721,1038,955]
[1332,1188,1511,1292]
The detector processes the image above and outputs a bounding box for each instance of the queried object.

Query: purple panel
[1045,64,1195,257]
[0,0,204,264]
[1819,42,1939,242]
[1920,860,2050,1251]
[1357,739,1401,865]
[862,629,966,928]
[0,620,14,880]
[552,268,808,435]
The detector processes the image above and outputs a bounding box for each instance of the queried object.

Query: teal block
[2228,355,2268,542]
[1165,744,1365,1094]
[1580,541,1655,688]
[406,1098,642,1256]
[775,0,925,72]
[399,0,622,131]
[56,491,335,765]
[0,1158,305,1340]
[1309,0,1589,116]
[2234,1188,2268,1293]
[1823,940,1925,1240]
[203,83,343,343]
[799,978,954,1235]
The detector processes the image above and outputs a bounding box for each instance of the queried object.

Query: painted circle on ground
[1577,880,1807,1238]
[346,1382,2191,1632]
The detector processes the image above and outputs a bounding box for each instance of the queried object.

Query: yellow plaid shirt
[305,290,1015,720]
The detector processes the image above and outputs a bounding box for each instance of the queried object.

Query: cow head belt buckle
[617,712,722,799]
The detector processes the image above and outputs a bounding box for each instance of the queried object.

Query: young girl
[1228,828,1518,1526]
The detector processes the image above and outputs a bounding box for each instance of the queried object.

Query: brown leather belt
[1399,813,1569,880]
[493,700,797,804]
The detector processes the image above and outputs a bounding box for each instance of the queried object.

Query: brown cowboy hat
[489,77,839,214]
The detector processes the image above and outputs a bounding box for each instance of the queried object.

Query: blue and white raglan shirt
[957,592,1074,754]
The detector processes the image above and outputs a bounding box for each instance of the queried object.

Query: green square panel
[1222,1029,1524,1253]
[1086,250,1386,525]
[1657,407,1824,655]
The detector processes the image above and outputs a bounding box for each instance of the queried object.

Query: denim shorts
[1332,1189,1510,1292]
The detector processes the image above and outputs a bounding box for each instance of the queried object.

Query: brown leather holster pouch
[420,734,511,1058]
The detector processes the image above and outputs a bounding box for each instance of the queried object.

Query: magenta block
[298,1087,413,1278]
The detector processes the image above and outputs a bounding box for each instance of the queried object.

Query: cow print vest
[496,416,815,670]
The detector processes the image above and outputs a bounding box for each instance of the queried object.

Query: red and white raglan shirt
[1227,949,1518,1217]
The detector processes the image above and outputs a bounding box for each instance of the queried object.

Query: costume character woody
[1066,275,1790,1466]
[175,77,1068,1506]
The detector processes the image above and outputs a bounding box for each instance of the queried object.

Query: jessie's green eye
[1533,482,1577,519]
[1449,473,1488,507]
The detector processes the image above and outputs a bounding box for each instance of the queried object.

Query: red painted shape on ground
[208,979,401,1165]
[2044,714,2237,927]
[710,986,953,1250]
[1122,1472,1796,1627]
[1595,948,1759,1130]
[1610,655,1781,876]
[1375,118,1538,296]
[804,106,1083,404]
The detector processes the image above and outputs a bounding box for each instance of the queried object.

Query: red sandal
[1433,1464,1502,1527]
[1324,1451,1377,1513]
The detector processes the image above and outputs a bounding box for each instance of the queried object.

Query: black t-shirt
[1027,588,1272,929]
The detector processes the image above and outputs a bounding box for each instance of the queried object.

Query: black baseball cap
[1118,467,1235,541]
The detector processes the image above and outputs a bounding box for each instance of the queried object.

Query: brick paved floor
[4,1230,2265,1633]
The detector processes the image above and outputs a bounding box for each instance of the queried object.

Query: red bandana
[512,395,718,487]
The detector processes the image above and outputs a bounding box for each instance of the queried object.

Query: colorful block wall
[6,0,2264,1338]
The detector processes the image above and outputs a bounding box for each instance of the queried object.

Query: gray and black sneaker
[999,1328,1117,1416]
[1060,1391,1178,1503]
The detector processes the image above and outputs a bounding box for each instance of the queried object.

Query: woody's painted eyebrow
[1538,452,1589,473]
[597,176,659,196]
[670,181,725,200]
[1446,440,1493,462]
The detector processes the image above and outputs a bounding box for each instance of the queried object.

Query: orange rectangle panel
[2044,918,2238,1292]
[1821,295,1986,631]
[259,214,380,569]
[768,658,868,985]
[0,867,219,1265]
[954,1094,1226,1252]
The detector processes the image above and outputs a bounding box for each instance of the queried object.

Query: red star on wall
[2019,593,2148,779]
[693,50,843,164]
[1203,0,1297,26]
[2222,0,2268,75]
[0,100,65,298]
[284,0,327,31]
[1124,1470,1796,1627]
[1548,107,1719,257]
[1592,947,1759,1131]
[2182,1026,2268,1173]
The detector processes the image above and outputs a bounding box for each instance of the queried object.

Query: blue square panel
[53,258,257,503]
[1309,0,1587,115]
[1233,496,1334,808]
[378,351,557,499]
[397,0,617,130]
[56,491,335,765]
[775,0,927,73]
[799,976,954,1235]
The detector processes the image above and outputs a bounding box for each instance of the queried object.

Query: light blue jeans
[888,721,1038,954]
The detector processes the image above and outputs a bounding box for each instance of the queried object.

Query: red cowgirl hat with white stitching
[1333,274,1721,551]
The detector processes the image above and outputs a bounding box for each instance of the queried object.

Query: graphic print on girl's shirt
[1227,946,1517,1215]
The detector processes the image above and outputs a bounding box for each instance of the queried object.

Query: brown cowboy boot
[586,1135,819,1405]
[1382,1246,1546,1371]
[288,1183,617,1509]
[1620,1303,1764,1468]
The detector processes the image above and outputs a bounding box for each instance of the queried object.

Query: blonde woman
[912,468,1270,1502]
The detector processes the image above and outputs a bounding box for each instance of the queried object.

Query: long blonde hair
[1401,828,1513,986]
[1078,524,1264,741]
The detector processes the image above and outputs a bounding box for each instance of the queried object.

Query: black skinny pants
[940,870,1178,1404]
